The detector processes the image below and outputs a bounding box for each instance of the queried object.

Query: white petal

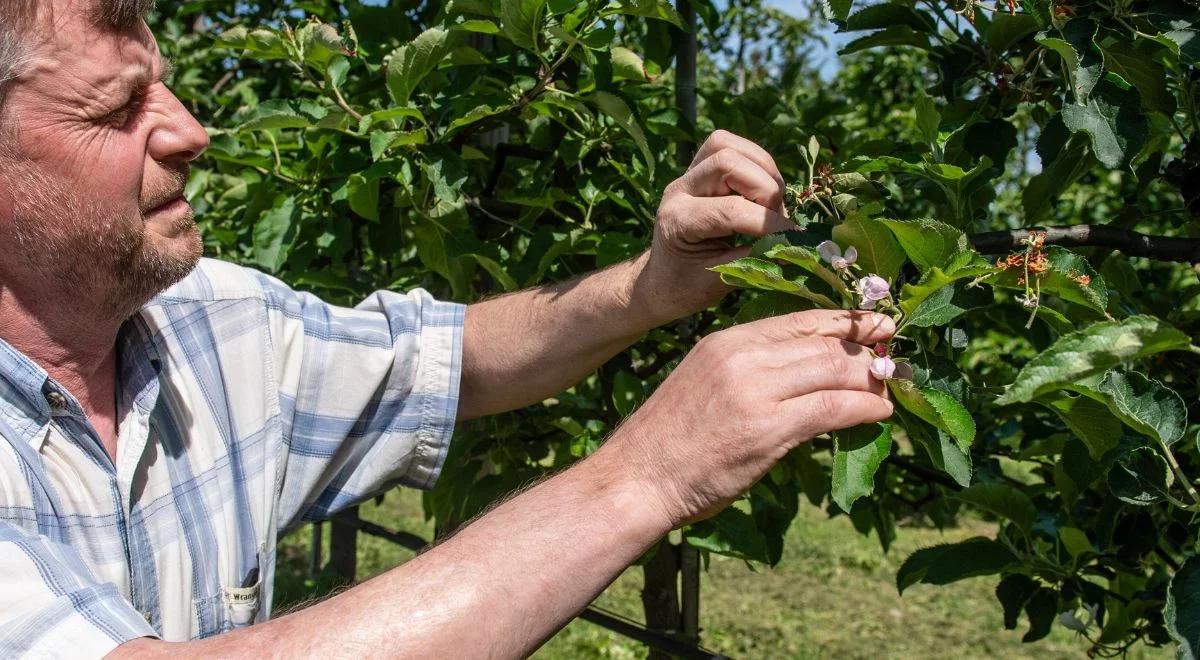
[843,246,858,264]
[817,240,841,264]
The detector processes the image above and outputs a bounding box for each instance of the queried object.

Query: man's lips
[144,193,187,215]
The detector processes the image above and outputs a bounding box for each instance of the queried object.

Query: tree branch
[970,225,1200,263]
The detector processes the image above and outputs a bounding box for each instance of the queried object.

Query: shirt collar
[0,309,163,444]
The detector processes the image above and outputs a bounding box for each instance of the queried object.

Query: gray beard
[6,163,202,322]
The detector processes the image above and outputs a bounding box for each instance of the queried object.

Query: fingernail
[876,315,897,336]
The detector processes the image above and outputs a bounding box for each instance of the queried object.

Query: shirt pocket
[221,580,261,628]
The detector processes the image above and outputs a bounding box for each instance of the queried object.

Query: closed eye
[96,84,149,128]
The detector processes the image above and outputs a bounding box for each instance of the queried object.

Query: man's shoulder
[146,258,277,307]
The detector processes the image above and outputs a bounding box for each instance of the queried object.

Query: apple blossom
[856,275,891,309]
[870,356,897,380]
[816,241,858,271]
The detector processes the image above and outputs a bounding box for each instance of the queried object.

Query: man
[0,0,895,656]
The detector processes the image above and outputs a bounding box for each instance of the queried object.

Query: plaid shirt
[0,258,465,656]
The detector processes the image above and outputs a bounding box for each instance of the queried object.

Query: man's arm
[115,445,663,658]
[110,309,896,658]
[456,130,794,420]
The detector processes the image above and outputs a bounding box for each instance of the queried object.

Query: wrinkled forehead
[21,0,159,90]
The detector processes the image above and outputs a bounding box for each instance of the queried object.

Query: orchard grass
[274,489,1167,659]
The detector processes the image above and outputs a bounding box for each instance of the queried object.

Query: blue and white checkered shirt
[0,258,465,655]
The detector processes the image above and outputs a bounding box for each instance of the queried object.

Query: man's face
[0,2,209,317]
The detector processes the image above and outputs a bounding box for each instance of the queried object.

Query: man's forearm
[110,445,668,659]
[457,251,672,420]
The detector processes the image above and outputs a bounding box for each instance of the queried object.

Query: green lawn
[275,489,1169,659]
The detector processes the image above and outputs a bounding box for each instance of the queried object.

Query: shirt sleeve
[259,273,466,534]
[0,521,157,658]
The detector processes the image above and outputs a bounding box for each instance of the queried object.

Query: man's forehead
[24,5,161,95]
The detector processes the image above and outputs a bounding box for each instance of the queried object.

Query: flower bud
[870,356,897,381]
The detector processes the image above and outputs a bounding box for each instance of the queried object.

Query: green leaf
[605,0,685,28]
[612,46,652,81]
[904,281,992,328]
[1166,555,1200,659]
[1061,79,1149,169]
[684,505,771,563]
[840,25,932,55]
[855,156,994,226]
[710,258,837,307]
[832,423,893,512]
[370,130,426,161]
[252,195,297,273]
[387,27,458,106]
[823,0,853,22]
[914,90,940,147]
[1107,446,1173,506]
[996,316,1191,405]
[895,407,972,486]
[501,0,548,52]
[455,19,501,34]
[842,5,936,33]
[1058,526,1093,558]
[954,482,1036,533]
[587,91,655,180]
[897,538,1018,593]
[987,13,1039,53]
[1037,19,1104,101]
[1151,29,1200,65]
[1040,392,1122,459]
[298,21,351,66]
[347,174,380,221]
[897,251,995,315]
[237,99,328,131]
[889,380,975,453]
[445,104,508,134]
[1022,588,1059,642]
[761,244,846,293]
[1102,40,1175,115]
[996,574,1039,630]
[880,219,970,272]
[359,106,427,133]
[831,213,906,281]
[1095,370,1187,446]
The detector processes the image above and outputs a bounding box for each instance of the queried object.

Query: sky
[764,0,848,80]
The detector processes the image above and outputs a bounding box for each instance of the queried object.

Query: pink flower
[856,275,890,309]
[870,356,897,381]
[817,241,857,270]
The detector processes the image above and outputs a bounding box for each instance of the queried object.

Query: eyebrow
[107,53,173,106]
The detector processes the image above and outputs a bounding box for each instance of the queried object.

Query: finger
[691,130,785,187]
[675,195,794,243]
[768,352,886,400]
[758,336,877,365]
[746,309,896,346]
[675,148,784,212]
[780,390,895,440]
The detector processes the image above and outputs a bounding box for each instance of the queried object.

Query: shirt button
[45,391,68,412]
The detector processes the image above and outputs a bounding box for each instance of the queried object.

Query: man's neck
[0,287,123,461]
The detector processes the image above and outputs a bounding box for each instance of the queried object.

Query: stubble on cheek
[5,162,201,318]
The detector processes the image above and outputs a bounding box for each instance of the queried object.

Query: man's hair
[0,0,155,104]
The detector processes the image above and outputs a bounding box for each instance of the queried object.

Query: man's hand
[599,309,897,527]
[631,130,795,325]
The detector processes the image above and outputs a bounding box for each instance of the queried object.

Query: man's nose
[146,85,210,165]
